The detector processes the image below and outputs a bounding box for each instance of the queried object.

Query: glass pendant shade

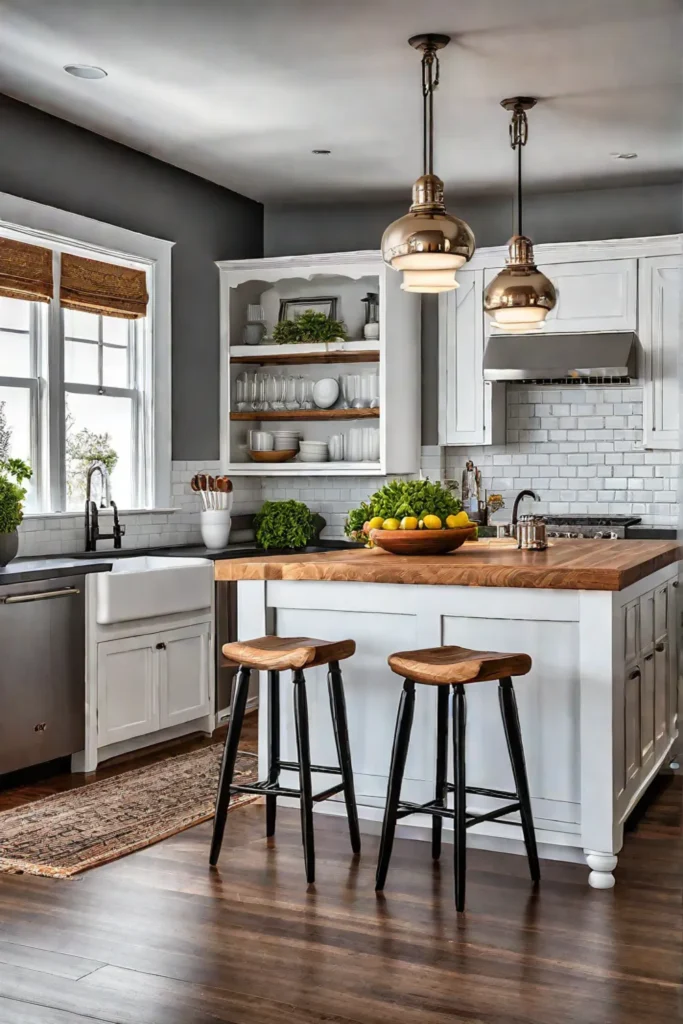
[484,235,556,332]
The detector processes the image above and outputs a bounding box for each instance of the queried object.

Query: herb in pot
[255,499,318,550]
[272,310,348,345]
[345,479,461,539]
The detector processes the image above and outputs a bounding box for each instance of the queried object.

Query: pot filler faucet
[511,489,540,531]
[84,461,125,552]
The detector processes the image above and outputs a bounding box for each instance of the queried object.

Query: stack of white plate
[272,430,300,452]
[298,439,329,463]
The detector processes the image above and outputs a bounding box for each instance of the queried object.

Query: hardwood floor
[0,722,679,1024]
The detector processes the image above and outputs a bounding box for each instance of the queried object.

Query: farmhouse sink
[96,556,213,625]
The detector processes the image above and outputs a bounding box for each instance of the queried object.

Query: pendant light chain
[509,104,529,238]
[421,46,440,177]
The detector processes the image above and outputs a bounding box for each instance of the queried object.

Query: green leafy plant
[272,310,348,345]
[255,499,317,550]
[0,401,10,462]
[345,479,462,538]
[0,457,33,534]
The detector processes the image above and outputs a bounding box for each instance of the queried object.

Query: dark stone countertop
[0,540,358,586]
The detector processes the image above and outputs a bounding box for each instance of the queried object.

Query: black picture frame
[278,296,339,322]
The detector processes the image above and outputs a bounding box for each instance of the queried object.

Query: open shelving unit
[216,250,421,477]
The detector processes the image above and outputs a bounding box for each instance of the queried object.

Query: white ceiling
[0,0,681,203]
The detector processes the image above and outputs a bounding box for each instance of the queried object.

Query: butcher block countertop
[214,538,682,592]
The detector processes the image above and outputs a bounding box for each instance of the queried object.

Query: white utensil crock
[201,509,232,550]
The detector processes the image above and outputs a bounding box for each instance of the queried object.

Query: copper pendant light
[381,34,475,293]
[484,98,556,331]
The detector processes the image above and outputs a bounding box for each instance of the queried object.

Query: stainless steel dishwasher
[0,574,86,774]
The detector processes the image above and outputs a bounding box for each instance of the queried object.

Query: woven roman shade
[61,253,149,320]
[0,235,54,303]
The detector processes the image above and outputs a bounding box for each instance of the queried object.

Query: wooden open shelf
[230,408,380,422]
[231,349,379,366]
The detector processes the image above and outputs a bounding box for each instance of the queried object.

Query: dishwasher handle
[1,586,81,605]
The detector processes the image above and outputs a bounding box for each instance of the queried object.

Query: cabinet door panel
[97,636,157,745]
[624,666,641,784]
[439,272,505,446]
[654,640,668,753]
[159,623,211,729]
[541,259,637,333]
[624,600,639,664]
[640,650,655,767]
[640,255,681,449]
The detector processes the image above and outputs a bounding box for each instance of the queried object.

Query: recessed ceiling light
[312,149,331,155]
[611,152,638,160]
[64,64,108,80]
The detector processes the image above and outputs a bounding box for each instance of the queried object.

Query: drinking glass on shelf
[284,375,299,411]
[363,371,380,409]
[328,434,345,461]
[338,374,351,410]
[348,374,365,409]
[254,373,269,411]
[362,427,380,462]
[346,428,363,462]
[269,375,285,412]
[296,376,314,410]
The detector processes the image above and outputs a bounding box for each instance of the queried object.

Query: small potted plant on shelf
[272,310,348,345]
[254,499,325,551]
[0,457,33,567]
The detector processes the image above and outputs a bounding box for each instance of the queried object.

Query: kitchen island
[216,539,681,888]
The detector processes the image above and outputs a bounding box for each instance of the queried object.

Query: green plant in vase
[0,457,33,566]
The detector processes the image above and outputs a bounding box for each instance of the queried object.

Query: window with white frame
[0,207,170,514]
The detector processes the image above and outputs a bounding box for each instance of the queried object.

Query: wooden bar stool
[210,636,361,883]
[375,645,540,912]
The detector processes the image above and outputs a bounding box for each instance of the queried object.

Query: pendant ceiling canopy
[381,34,475,294]
[484,98,557,332]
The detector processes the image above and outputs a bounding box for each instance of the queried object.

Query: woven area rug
[0,745,258,879]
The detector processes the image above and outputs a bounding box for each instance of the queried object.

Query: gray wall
[265,182,683,443]
[0,94,263,461]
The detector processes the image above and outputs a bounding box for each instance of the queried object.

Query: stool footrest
[278,760,342,776]
[230,780,345,804]
[449,784,518,801]
[396,797,522,829]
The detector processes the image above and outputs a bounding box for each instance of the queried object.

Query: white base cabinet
[97,622,212,748]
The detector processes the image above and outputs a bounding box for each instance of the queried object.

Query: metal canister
[516,514,548,551]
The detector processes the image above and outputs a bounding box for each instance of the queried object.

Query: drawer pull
[155,642,166,650]
[655,642,666,653]
[1,586,80,605]
[34,723,47,732]
[628,669,641,680]
[644,653,654,662]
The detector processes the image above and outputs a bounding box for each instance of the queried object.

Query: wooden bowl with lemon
[368,511,477,555]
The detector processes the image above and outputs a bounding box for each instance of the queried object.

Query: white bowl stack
[298,439,329,463]
[271,430,300,452]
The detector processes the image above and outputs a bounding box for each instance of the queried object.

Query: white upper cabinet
[539,258,637,334]
[439,271,505,447]
[639,253,681,450]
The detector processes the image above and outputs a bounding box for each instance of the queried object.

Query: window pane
[0,297,30,332]
[103,345,129,388]
[65,339,99,385]
[102,317,129,346]
[64,309,99,340]
[0,330,31,377]
[65,391,133,510]
[0,386,36,509]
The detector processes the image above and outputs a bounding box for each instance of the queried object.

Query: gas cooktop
[543,515,642,539]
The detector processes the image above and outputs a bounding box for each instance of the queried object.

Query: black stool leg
[210,665,250,866]
[452,683,467,912]
[375,679,416,892]
[498,677,540,883]
[266,669,280,838]
[327,660,361,855]
[293,668,315,884]
[432,685,449,860]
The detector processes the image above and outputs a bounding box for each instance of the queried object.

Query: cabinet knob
[155,642,166,650]
[628,669,641,680]
[34,722,47,732]
[655,642,665,653]
[672,580,679,588]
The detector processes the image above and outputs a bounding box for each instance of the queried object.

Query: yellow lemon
[368,516,385,531]
[382,518,400,531]
[400,516,419,531]
[422,514,442,531]
[447,511,471,529]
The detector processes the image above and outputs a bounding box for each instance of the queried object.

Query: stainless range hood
[483,331,637,384]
